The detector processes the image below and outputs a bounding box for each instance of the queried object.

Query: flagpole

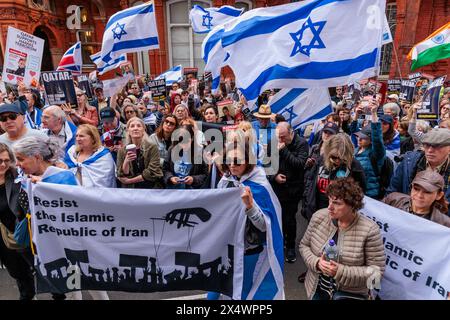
[392,43,403,79]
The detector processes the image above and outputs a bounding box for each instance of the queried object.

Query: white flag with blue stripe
[155,65,182,85]
[204,0,385,104]
[268,88,333,129]
[189,5,243,34]
[97,2,159,69]
[90,51,127,75]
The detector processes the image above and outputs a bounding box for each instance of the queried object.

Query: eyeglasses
[164,120,176,126]
[0,114,18,122]
[0,159,10,165]
[125,110,136,114]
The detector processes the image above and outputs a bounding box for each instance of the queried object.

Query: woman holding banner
[383,170,450,227]
[299,177,385,300]
[208,139,285,300]
[0,143,35,300]
[13,135,110,300]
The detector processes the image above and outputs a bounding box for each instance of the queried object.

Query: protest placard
[41,71,77,107]
[2,26,44,87]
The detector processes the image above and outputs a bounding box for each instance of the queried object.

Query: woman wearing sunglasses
[63,88,98,127]
[149,114,179,167]
[208,140,284,300]
[301,133,366,222]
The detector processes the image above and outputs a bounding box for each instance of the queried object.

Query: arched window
[235,0,253,11]
[166,0,212,72]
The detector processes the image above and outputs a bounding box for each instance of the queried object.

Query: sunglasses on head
[0,113,18,122]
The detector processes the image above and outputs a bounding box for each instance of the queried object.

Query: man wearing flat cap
[387,128,450,216]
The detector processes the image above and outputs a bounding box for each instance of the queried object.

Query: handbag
[0,222,23,250]
[13,214,31,248]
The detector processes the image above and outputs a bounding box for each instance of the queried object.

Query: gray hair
[13,136,62,164]
[416,120,431,133]
[383,103,401,117]
[44,105,66,121]
[277,121,293,133]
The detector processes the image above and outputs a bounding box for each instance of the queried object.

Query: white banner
[2,27,44,87]
[30,183,246,298]
[361,197,450,300]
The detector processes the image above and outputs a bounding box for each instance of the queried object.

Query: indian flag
[407,22,450,70]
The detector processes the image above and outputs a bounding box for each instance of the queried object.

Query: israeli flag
[155,65,182,85]
[91,52,127,75]
[189,5,244,34]
[202,26,228,93]
[382,14,393,45]
[97,2,159,68]
[268,88,333,129]
[204,0,385,103]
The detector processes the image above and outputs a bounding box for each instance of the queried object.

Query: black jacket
[2,171,24,232]
[301,157,366,221]
[269,133,309,202]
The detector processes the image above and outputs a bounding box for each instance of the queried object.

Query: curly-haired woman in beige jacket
[299,177,385,300]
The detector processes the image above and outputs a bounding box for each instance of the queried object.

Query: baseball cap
[322,122,339,135]
[354,125,372,140]
[0,102,24,115]
[379,114,394,125]
[100,107,116,123]
[422,128,450,146]
[94,82,103,91]
[412,170,445,192]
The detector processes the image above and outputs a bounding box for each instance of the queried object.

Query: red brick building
[0,0,448,80]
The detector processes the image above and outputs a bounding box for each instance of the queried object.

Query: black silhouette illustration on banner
[35,207,234,296]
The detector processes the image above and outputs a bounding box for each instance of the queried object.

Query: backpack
[370,155,394,198]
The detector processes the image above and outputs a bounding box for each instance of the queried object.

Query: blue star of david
[281,106,298,125]
[112,22,127,40]
[290,17,326,57]
[202,12,213,29]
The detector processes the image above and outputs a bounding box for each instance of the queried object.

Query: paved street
[0,209,308,300]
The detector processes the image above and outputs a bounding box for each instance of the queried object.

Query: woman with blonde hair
[301,133,366,221]
[116,117,163,188]
[65,124,116,188]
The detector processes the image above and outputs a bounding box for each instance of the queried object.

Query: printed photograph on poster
[41,71,77,107]
[2,27,44,87]
[417,76,446,120]
[217,99,235,124]
[387,79,402,94]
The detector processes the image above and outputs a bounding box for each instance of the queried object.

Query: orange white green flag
[407,22,450,70]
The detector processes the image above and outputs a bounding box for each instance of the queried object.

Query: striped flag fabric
[407,22,450,70]
[189,5,243,34]
[90,51,127,75]
[155,65,182,85]
[57,42,83,75]
[268,87,333,129]
[96,2,159,69]
[203,0,385,104]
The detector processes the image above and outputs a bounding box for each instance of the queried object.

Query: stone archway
[33,26,57,71]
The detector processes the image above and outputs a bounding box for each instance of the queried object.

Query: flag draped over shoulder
[189,5,243,34]
[218,167,284,300]
[155,65,183,85]
[57,42,83,75]
[407,22,450,71]
[96,2,159,69]
[267,88,333,129]
[203,0,385,103]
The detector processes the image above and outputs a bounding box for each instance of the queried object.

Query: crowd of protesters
[0,71,449,301]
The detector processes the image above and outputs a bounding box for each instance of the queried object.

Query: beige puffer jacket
[299,208,386,299]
